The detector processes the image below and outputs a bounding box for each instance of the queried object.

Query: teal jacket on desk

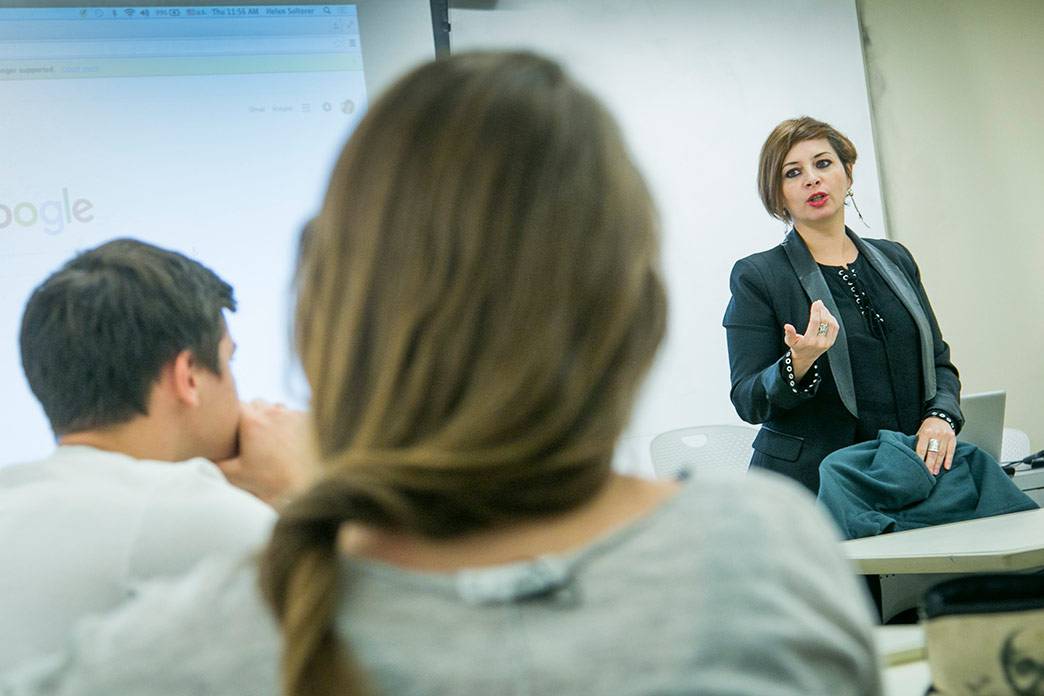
[817,430,1037,540]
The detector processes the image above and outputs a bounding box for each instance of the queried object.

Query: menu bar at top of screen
[0,4,363,80]
[0,5,356,21]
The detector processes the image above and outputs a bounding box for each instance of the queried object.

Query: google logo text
[1,189,94,235]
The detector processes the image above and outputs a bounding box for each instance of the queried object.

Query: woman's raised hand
[783,300,839,381]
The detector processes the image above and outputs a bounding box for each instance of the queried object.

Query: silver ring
[927,438,941,453]
[816,322,829,336]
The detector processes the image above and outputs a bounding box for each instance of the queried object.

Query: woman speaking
[724,116,962,493]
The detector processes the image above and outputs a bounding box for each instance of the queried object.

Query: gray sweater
[2,471,881,695]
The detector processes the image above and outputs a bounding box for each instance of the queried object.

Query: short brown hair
[757,116,857,222]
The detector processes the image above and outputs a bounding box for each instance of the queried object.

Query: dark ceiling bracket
[433,0,500,56]
[430,0,450,57]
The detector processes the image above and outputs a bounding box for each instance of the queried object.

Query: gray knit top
[3,470,881,696]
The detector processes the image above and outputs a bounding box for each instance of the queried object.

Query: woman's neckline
[336,474,683,574]
[816,250,861,270]
[794,225,858,267]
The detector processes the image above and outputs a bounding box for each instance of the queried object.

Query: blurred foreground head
[266,51,666,695]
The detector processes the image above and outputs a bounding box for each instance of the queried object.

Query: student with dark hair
[2,56,879,695]
[19,238,240,453]
[0,239,305,670]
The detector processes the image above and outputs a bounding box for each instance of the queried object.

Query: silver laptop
[957,390,1006,461]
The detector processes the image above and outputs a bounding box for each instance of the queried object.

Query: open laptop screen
[957,390,1006,462]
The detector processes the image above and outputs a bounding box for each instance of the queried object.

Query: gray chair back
[649,424,758,480]
[1001,427,1032,462]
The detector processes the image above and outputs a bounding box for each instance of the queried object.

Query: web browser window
[0,2,435,464]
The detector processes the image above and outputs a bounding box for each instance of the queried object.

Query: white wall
[858,0,1044,451]
[450,0,886,475]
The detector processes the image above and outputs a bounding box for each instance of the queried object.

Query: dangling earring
[846,189,870,228]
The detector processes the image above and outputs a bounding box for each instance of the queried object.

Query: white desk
[884,660,931,696]
[875,625,924,666]
[876,626,930,696]
[843,509,1044,621]
[842,508,1044,575]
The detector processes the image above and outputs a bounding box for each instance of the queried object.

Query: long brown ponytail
[259,51,666,696]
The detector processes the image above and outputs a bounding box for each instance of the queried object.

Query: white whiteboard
[449,0,888,476]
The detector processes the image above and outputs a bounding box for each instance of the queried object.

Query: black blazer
[722,229,962,493]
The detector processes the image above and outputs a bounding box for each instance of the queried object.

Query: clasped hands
[216,400,318,508]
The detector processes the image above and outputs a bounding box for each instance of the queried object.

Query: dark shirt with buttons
[819,253,924,439]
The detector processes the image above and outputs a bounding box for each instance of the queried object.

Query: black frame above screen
[429,0,448,57]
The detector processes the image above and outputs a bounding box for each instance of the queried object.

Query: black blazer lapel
[849,231,937,401]
[781,230,859,418]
